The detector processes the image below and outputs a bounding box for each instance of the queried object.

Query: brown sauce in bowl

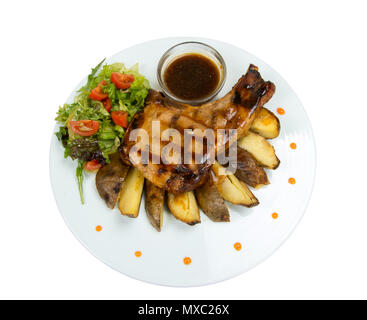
[164,53,220,101]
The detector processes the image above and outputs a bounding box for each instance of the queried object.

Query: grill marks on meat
[121,65,275,194]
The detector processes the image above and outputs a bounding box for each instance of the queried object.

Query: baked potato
[235,147,269,189]
[145,180,165,231]
[250,107,280,139]
[167,191,201,226]
[118,167,144,218]
[238,131,280,169]
[212,162,259,207]
[95,153,130,209]
[195,181,230,222]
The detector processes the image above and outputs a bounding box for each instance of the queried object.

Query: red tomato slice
[84,159,102,172]
[89,80,108,101]
[110,72,134,90]
[70,120,100,136]
[102,98,112,112]
[111,111,128,128]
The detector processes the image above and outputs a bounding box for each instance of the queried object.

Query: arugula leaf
[87,58,106,87]
[76,160,85,204]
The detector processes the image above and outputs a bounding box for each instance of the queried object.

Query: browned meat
[121,65,275,194]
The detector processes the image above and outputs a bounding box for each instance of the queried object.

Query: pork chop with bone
[120,64,275,194]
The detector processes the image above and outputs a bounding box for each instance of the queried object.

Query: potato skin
[235,148,270,188]
[195,182,230,222]
[145,180,165,231]
[96,153,129,209]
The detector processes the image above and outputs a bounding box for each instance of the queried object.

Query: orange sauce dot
[95,225,102,232]
[135,251,142,257]
[272,212,279,219]
[277,107,285,115]
[288,177,296,184]
[183,257,191,265]
[234,242,242,251]
[290,143,297,149]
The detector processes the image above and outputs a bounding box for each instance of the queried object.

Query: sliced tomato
[102,98,112,112]
[111,111,128,128]
[89,80,108,101]
[70,120,100,136]
[110,72,134,90]
[85,159,102,172]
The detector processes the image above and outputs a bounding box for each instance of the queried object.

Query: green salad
[55,59,150,203]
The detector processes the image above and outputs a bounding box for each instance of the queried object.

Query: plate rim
[49,36,317,287]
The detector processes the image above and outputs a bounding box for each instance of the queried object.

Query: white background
[1,0,366,299]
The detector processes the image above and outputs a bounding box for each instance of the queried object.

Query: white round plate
[50,37,316,287]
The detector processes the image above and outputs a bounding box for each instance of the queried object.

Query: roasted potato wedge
[118,167,144,218]
[235,147,269,189]
[167,191,200,226]
[195,181,230,222]
[251,107,280,139]
[96,153,130,209]
[212,162,259,207]
[145,180,165,231]
[238,131,280,169]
